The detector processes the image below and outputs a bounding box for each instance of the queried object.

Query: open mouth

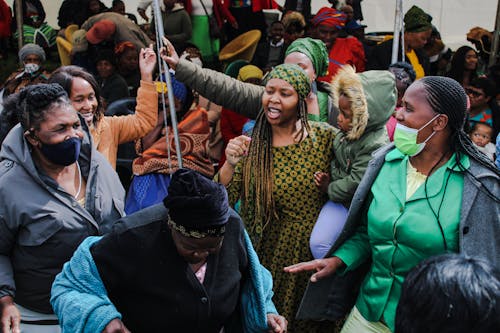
[80,112,94,123]
[267,107,281,120]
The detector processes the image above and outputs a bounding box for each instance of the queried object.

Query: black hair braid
[420,77,499,202]
[241,96,310,240]
[420,76,499,174]
[389,61,417,83]
[18,83,70,131]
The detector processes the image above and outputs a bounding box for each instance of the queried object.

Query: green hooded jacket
[328,66,397,205]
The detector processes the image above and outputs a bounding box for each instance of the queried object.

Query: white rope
[152,0,183,173]
[153,0,173,175]
[400,0,405,62]
[74,161,82,199]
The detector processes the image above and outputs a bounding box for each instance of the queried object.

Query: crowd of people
[0,1,499,333]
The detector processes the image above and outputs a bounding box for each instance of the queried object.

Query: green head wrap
[264,63,311,99]
[404,5,432,33]
[285,37,328,77]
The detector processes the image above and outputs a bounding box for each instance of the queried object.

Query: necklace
[74,162,82,199]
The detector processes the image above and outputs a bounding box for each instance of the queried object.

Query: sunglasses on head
[465,88,484,97]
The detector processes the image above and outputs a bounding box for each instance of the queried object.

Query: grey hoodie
[0,125,124,313]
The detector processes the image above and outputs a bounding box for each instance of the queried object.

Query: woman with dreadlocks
[218,63,338,332]
[285,76,499,333]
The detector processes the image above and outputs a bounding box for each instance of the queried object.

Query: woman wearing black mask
[0,83,125,333]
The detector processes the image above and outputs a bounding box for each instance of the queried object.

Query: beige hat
[72,29,88,53]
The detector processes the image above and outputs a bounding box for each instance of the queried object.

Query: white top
[192,0,214,16]
[475,142,496,161]
[137,0,164,11]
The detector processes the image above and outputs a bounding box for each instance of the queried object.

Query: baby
[470,122,496,161]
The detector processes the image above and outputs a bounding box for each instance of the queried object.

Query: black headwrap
[163,168,229,238]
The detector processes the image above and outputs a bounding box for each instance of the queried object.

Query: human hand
[139,44,157,81]
[0,296,20,333]
[314,172,330,193]
[156,107,166,127]
[160,37,179,69]
[284,257,345,282]
[225,135,251,167]
[138,8,149,22]
[102,318,131,333]
[267,313,287,332]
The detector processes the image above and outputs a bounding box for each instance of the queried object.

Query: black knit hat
[163,168,229,238]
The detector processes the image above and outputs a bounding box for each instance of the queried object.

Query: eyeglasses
[465,88,484,98]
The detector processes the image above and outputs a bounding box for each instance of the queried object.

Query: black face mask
[39,137,82,166]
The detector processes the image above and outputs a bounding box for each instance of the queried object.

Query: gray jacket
[175,59,337,125]
[296,144,500,321]
[0,125,125,314]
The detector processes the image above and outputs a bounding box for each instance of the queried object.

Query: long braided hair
[419,76,499,201]
[240,65,311,242]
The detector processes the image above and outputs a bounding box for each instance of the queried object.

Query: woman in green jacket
[285,76,500,333]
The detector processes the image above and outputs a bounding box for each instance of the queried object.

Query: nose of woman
[70,124,84,139]
[269,91,280,104]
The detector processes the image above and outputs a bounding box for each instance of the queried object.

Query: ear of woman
[432,114,449,132]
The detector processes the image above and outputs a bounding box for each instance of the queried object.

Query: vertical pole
[15,0,24,61]
[488,0,500,67]
[152,0,183,169]
[391,0,403,64]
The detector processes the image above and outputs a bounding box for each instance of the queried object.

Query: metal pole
[391,0,403,64]
[488,0,500,67]
[152,0,183,169]
[15,0,24,60]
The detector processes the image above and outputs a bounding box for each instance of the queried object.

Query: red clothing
[0,0,11,38]
[318,37,366,83]
[182,0,236,27]
[386,115,397,142]
[219,107,249,166]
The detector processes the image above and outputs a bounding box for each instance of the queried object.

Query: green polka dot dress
[228,122,341,332]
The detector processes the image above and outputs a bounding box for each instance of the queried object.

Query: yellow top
[406,49,425,79]
[77,196,86,207]
[406,160,427,200]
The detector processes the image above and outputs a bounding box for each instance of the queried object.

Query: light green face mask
[394,114,440,156]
